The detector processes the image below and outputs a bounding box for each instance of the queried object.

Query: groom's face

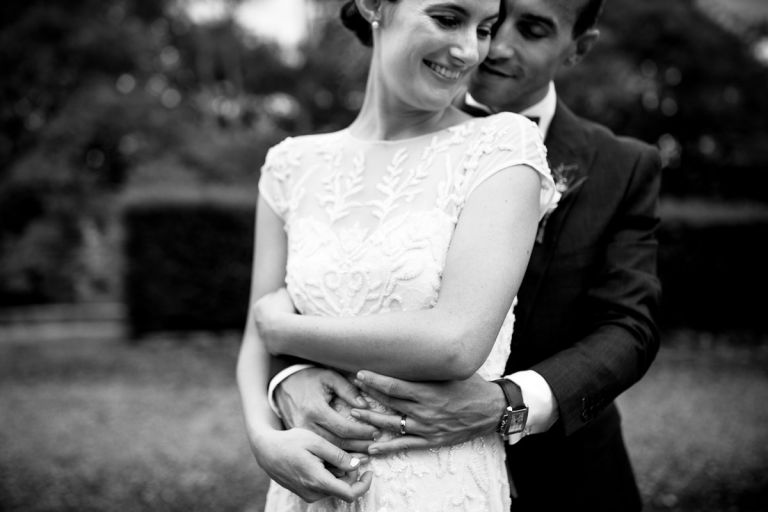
[469,0,594,113]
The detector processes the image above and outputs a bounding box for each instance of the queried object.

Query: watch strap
[493,378,526,411]
[493,378,529,436]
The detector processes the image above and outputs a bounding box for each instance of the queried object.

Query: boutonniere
[536,163,587,243]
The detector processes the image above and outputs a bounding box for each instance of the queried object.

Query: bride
[237,0,556,509]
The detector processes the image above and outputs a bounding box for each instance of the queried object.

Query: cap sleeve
[257,138,295,221]
[465,113,558,220]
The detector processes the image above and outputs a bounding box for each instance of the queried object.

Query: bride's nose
[449,30,481,67]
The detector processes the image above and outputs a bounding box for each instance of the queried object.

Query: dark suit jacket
[505,100,662,512]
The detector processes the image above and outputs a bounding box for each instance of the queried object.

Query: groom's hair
[573,0,605,37]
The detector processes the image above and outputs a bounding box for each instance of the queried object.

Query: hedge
[657,201,768,331]
[121,193,768,338]
[121,187,255,338]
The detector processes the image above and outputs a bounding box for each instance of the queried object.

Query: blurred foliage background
[1,0,767,321]
[2,2,768,511]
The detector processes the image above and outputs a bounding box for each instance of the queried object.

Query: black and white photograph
[1,0,767,511]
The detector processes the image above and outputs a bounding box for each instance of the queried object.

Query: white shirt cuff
[504,370,559,445]
[267,364,315,419]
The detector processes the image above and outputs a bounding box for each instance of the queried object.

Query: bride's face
[373,0,500,112]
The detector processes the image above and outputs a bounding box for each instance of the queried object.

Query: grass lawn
[1,330,767,511]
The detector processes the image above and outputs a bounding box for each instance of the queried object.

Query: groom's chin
[468,80,503,108]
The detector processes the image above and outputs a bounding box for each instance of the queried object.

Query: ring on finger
[399,414,407,436]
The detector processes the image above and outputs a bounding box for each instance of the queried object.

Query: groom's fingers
[368,435,434,454]
[312,424,373,453]
[356,371,416,400]
[336,438,375,453]
[350,408,428,436]
[323,371,370,409]
[354,383,412,414]
[318,406,379,441]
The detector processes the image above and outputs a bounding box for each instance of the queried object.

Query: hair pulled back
[340,1,396,47]
[573,0,605,36]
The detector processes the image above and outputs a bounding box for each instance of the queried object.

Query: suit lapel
[515,101,593,332]
[539,100,591,244]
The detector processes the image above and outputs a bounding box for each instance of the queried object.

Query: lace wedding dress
[259,112,555,512]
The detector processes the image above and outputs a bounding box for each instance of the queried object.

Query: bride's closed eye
[430,13,462,30]
[431,15,495,42]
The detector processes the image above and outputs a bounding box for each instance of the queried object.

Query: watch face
[507,408,529,435]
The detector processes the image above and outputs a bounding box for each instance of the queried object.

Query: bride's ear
[355,0,384,25]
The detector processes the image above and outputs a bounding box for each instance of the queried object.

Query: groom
[266,0,661,510]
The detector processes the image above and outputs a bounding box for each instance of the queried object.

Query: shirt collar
[465,81,557,139]
[518,82,557,139]
[464,92,494,115]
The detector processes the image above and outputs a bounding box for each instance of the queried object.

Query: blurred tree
[0,0,167,304]
[555,0,768,200]
[1,0,155,171]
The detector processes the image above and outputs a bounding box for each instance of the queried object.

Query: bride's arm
[237,198,372,503]
[257,164,542,381]
[237,198,288,436]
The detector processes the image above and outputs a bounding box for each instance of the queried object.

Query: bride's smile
[424,59,465,81]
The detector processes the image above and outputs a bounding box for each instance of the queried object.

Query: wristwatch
[493,378,529,436]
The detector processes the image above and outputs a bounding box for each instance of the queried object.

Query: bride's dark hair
[340,1,397,47]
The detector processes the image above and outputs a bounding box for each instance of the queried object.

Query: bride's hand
[248,427,373,503]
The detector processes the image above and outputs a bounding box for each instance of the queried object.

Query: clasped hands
[270,365,504,501]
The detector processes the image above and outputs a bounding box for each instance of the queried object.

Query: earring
[371,18,380,30]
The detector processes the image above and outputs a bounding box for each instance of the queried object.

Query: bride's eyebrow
[426,3,469,15]
[427,3,499,22]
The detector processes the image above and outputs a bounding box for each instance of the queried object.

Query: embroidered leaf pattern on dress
[367,147,425,221]
[318,149,365,223]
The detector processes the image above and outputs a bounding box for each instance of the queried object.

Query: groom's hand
[350,371,505,454]
[276,368,379,453]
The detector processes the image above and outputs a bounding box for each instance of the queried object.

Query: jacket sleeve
[532,141,663,436]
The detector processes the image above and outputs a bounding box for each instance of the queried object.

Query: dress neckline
[343,114,495,144]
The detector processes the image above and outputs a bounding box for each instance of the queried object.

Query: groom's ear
[564,28,599,68]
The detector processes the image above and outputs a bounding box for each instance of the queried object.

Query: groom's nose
[488,21,516,61]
